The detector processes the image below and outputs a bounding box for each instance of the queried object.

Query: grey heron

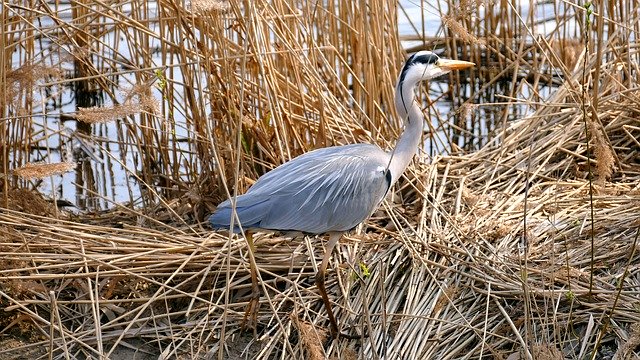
[210,51,474,338]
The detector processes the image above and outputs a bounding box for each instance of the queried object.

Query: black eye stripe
[410,53,439,65]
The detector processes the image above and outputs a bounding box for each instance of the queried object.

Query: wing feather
[209,144,391,233]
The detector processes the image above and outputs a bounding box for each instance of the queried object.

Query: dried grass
[614,323,640,360]
[1,0,640,359]
[0,188,56,216]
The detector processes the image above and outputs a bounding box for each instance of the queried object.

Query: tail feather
[209,197,271,232]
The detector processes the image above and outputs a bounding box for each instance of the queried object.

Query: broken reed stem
[48,291,54,360]
[580,0,596,298]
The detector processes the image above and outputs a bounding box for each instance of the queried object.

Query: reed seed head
[14,162,75,179]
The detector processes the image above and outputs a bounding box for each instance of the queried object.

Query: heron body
[209,51,474,338]
[209,143,391,233]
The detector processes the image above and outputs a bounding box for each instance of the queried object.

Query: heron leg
[315,232,361,340]
[242,231,260,336]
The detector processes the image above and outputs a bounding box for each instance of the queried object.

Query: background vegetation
[1,0,639,359]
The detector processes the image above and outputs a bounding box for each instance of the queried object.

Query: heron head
[398,51,474,87]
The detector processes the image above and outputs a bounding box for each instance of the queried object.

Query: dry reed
[1,0,640,359]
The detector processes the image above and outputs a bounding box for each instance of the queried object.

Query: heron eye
[410,53,439,66]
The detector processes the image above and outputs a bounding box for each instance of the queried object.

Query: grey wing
[210,144,391,233]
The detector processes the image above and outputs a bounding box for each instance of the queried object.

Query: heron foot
[241,292,260,336]
[316,269,367,340]
[241,231,260,336]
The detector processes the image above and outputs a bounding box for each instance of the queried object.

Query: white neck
[387,81,423,185]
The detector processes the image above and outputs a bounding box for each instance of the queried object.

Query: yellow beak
[437,59,475,71]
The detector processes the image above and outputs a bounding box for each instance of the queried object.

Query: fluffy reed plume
[588,118,615,185]
[2,64,61,103]
[458,103,477,122]
[290,314,327,360]
[459,0,484,11]
[340,348,358,360]
[7,64,61,82]
[530,344,563,360]
[14,162,75,179]
[445,0,486,46]
[548,38,582,70]
[76,87,158,123]
[190,0,230,14]
[75,104,141,123]
[125,85,160,114]
[432,285,459,314]
[442,15,486,46]
[614,323,640,359]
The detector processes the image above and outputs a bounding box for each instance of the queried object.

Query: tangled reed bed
[2,0,640,359]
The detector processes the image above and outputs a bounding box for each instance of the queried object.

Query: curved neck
[388,81,424,185]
